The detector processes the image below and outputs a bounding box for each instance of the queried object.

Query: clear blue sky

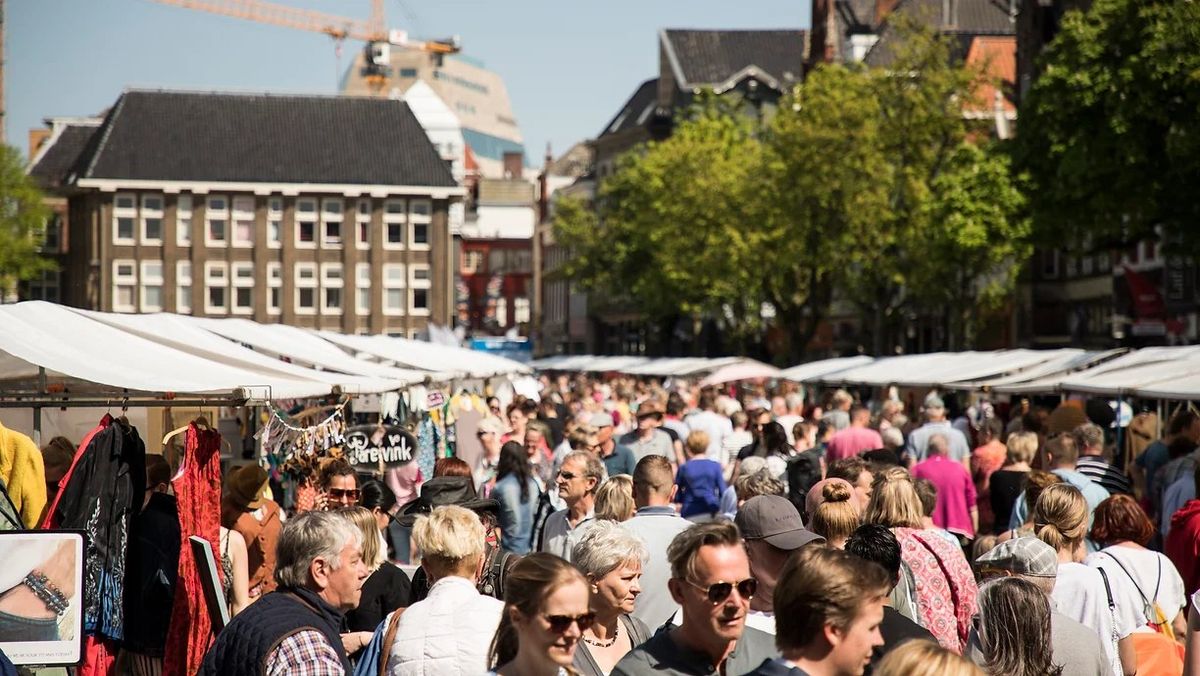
[8,1,809,162]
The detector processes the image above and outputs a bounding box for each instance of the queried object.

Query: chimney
[28,128,51,159]
[502,151,524,179]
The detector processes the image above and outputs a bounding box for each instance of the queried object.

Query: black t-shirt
[989,469,1029,535]
[542,416,566,449]
[868,606,934,673]
[344,563,411,632]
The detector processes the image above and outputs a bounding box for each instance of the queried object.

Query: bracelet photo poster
[0,531,85,666]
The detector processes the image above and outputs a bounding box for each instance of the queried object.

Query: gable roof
[598,78,659,138]
[660,29,806,91]
[864,0,1014,67]
[29,123,100,188]
[75,89,456,188]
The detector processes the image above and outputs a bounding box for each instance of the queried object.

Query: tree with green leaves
[1013,0,1200,253]
[0,145,53,300]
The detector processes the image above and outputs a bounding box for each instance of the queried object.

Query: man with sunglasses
[613,521,777,675]
[538,451,604,562]
[320,459,360,511]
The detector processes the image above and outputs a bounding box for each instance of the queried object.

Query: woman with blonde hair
[338,506,409,656]
[488,553,590,676]
[875,639,983,676]
[594,475,635,522]
[1033,483,1141,676]
[805,478,862,549]
[864,468,978,653]
[989,431,1036,534]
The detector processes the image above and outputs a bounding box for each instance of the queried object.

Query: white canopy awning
[316,331,530,379]
[0,301,329,400]
[815,350,1086,388]
[779,356,875,383]
[1055,346,1200,396]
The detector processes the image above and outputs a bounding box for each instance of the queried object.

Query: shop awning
[779,356,875,383]
[814,350,1086,388]
[316,331,531,379]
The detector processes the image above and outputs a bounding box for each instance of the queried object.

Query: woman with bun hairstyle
[806,478,863,549]
[1033,483,1142,676]
[488,553,590,676]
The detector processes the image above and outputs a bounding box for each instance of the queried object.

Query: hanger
[161,414,212,447]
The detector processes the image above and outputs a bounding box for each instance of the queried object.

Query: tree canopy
[0,145,53,300]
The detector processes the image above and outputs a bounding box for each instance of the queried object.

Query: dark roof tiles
[662,29,806,88]
[29,124,98,187]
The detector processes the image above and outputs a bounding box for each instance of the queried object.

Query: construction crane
[149,0,460,92]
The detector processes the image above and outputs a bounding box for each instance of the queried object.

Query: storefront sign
[343,425,417,469]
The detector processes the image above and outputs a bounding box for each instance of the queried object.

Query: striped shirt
[1076,456,1134,496]
[266,630,344,676]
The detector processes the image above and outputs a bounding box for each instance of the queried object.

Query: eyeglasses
[543,612,596,633]
[684,577,757,604]
[557,470,579,481]
[328,488,360,500]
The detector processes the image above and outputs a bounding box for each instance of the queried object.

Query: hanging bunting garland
[257,398,350,478]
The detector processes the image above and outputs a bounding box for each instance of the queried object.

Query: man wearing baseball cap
[735,495,825,635]
[904,394,971,468]
[592,411,637,477]
[969,537,1113,676]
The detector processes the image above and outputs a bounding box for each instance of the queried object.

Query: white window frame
[409,199,432,250]
[113,193,137,245]
[206,195,229,247]
[356,199,371,250]
[232,196,255,248]
[321,198,344,248]
[321,262,344,314]
[176,194,193,247]
[266,262,283,316]
[204,261,229,314]
[139,260,164,312]
[140,193,164,245]
[409,263,431,316]
[267,198,283,249]
[231,262,255,315]
[295,262,318,315]
[383,199,406,250]
[355,263,371,316]
[177,261,193,314]
[295,198,317,249]
[112,259,137,312]
[382,263,406,316]
[514,296,531,325]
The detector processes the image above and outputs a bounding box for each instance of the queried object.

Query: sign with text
[343,425,417,469]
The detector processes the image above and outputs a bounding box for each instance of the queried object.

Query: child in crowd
[675,431,726,523]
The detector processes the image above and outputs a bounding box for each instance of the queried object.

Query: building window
[321,263,343,314]
[514,296,531,324]
[25,270,61,303]
[461,250,482,274]
[1041,250,1059,279]
[295,263,317,314]
[205,262,228,313]
[356,263,371,316]
[266,262,282,315]
[356,199,371,250]
[232,262,254,314]
[322,199,343,247]
[177,194,193,246]
[495,297,507,326]
[384,199,405,249]
[296,198,317,247]
[267,198,282,248]
[42,214,62,253]
[140,261,164,312]
[409,199,431,249]
[113,193,136,245]
[141,194,164,244]
[177,261,192,314]
[383,263,406,315]
[409,264,431,315]
[206,196,228,246]
[232,196,255,247]
[112,259,137,312]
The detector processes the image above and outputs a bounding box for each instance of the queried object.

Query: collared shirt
[905,421,970,464]
[266,630,343,676]
[538,506,595,561]
[620,429,675,464]
[612,626,778,676]
[623,505,693,630]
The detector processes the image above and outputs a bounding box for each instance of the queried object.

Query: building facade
[26,89,462,337]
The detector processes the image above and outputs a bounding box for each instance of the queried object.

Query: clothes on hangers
[163,423,223,676]
[42,415,112,529]
[0,420,47,527]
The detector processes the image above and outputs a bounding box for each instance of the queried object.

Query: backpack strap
[377,607,407,676]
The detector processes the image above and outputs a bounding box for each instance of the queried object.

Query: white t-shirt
[1085,546,1185,627]
[1054,562,1144,676]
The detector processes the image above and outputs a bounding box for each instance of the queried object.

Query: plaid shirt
[266,630,344,676]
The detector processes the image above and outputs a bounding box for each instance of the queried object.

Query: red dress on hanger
[163,423,224,676]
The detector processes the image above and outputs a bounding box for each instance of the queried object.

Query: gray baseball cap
[734,495,824,550]
[976,537,1058,578]
[589,412,614,428]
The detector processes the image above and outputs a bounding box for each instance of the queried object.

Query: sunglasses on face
[685,577,758,604]
[557,470,580,481]
[328,488,360,500]
[543,612,596,633]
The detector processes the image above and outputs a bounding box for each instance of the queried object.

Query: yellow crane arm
[149,0,383,41]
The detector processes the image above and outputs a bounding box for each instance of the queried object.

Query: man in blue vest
[201,510,368,675]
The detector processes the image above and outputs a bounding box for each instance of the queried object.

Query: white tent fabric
[978,350,1125,393]
[316,331,530,379]
[0,302,328,399]
[622,357,742,377]
[77,310,410,394]
[1135,372,1200,400]
[1055,347,1200,396]
[815,349,1086,388]
[779,356,875,383]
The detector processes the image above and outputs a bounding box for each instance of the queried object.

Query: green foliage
[1013,0,1200,253]
[0,145,53,298]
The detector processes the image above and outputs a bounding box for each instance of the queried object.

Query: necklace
[582,621,619,648]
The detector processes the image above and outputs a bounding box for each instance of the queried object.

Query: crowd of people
[61,374,1200,675]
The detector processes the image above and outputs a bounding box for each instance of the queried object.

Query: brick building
[26,89,462,337]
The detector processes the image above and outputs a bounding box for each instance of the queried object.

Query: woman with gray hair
[570,520,650,675]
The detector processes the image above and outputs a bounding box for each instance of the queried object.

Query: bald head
[927,433,949,457]
[633,455,675,507]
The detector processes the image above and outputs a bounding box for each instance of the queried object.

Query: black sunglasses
[685,577,757,604]
[328,488,360,499]
[557,470,578,480]
[543,612,596,633]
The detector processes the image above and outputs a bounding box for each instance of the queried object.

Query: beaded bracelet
[23,571,69,616]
